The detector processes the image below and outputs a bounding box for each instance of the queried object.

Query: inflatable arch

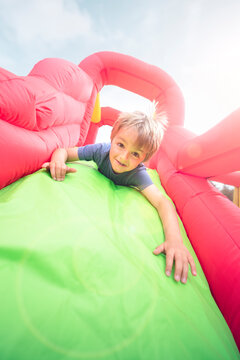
[0,52,239,358]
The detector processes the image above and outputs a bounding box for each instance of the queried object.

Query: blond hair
[111,103,167,161]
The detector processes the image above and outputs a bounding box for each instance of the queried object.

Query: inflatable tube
[177,107,240,179]
[0,58,97,188]
[79,52,185,126]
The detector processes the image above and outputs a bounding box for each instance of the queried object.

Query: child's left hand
[153,239,197,284]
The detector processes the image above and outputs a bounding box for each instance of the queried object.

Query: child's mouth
[116,160,127,167]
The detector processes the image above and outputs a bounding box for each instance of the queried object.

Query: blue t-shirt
[77,143,153,191]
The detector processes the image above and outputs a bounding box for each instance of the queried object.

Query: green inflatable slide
[0,162,239,359]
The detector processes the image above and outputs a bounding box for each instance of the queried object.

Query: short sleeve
[128,166,153,191]
[78,143,108,166]
[78,144,102,163]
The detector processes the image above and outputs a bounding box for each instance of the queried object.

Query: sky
[1,0,240,142]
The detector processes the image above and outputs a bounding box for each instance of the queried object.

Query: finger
[49,163,56,180]
[59,165,76,180]
[165,249,174,277]
[66,167,77,173]
[59,166,77,181]
[188,255,197,276]
[173,254,183,282]
[59,164,67,181]
[181,261,189,284]
[55,163,65,181]
[41,162,50,169]
[153,243,165,255]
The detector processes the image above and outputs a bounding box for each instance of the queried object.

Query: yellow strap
[90,93,101,123]
[233,187,240,207]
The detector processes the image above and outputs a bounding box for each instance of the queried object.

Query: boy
[42,110,197,284]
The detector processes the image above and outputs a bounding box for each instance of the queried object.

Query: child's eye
[117,143,124,148]
[132,152,139,158]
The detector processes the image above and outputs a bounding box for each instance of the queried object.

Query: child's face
[109,127,147,173]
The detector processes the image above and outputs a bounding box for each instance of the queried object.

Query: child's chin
[113,168,123,174]
[113,166,127,174]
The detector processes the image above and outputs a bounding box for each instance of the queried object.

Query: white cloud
[142,9,158,29]
[0,53,16,72]
[0,0,99,44]
[1,0,240,137]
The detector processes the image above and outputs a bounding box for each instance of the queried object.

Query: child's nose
[121,150,129,162]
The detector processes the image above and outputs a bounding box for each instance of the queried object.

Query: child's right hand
[42,161,77,181]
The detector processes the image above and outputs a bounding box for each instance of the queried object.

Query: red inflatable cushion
[0,78,36,129]
[29,58,93,102]
[0,77,86,131]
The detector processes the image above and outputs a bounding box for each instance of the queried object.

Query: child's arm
[42,147,79,181]
[141,184,197,284]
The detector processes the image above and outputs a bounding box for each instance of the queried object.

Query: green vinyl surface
[0,162,239,360]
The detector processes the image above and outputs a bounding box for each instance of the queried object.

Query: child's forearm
[143,186,197,282]
[156,197,183,243]
[154,196,197,282]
